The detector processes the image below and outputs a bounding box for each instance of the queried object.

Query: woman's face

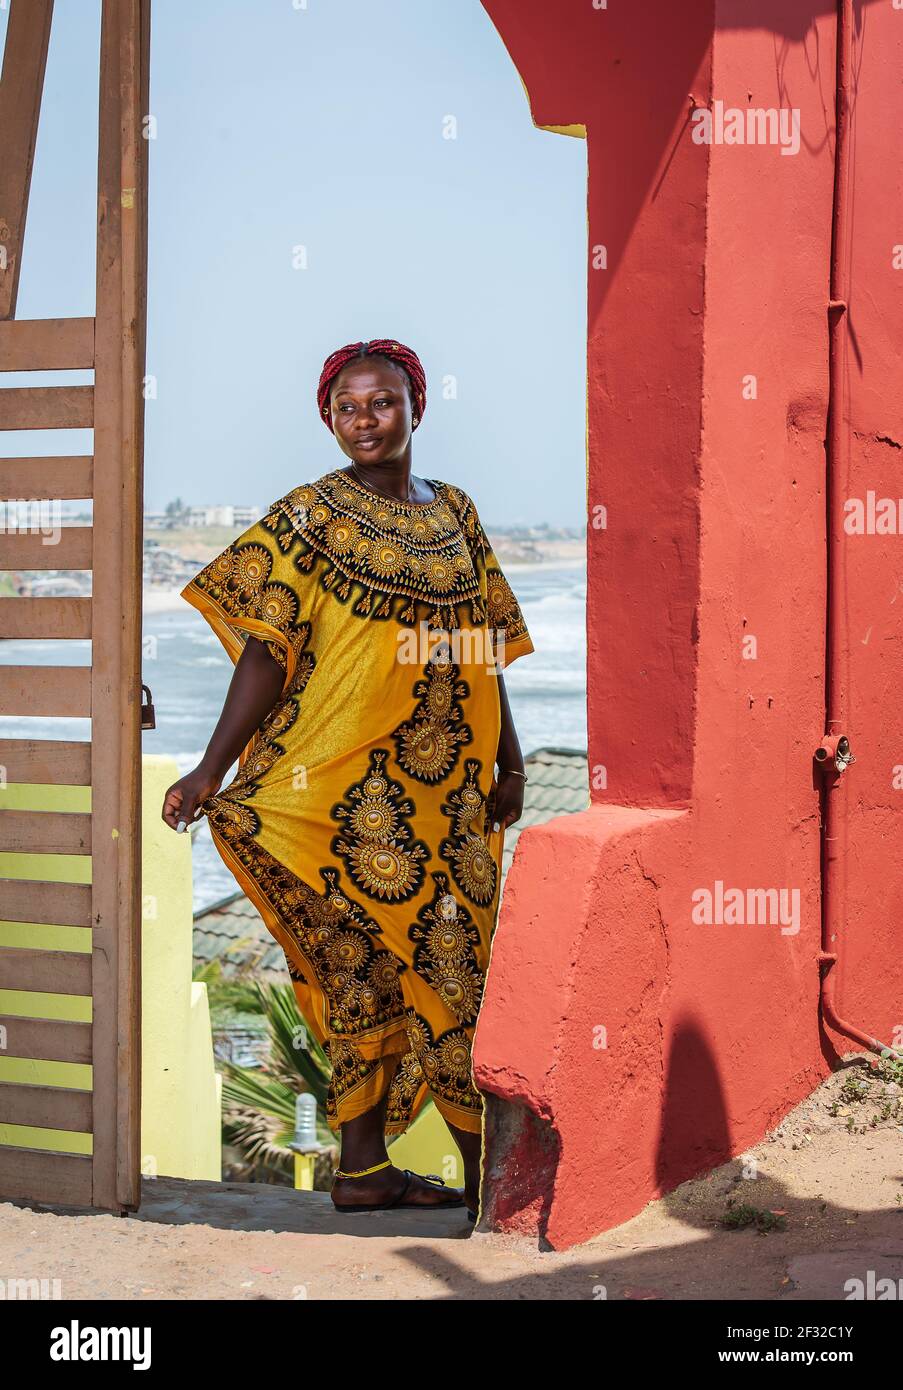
[329,360,414,465]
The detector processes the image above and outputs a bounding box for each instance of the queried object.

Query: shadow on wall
[654,1018,732,1198]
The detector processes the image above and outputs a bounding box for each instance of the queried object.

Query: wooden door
[0,0,149,1212]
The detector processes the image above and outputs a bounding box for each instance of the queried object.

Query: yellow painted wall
[140,756,221,1180]
[388,1100,464,1187]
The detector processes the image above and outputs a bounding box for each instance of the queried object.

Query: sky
[1,0,587,528]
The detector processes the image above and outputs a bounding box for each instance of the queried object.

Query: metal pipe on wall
[818,0,903,1062]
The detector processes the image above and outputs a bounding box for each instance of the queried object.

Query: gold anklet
[333,1158,392,1179]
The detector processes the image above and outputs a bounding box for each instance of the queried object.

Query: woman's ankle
[335,1153,391,1178]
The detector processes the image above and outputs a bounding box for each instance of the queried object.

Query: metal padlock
[141,683,156,730]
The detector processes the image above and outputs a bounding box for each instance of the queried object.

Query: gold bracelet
[499,768,528,782]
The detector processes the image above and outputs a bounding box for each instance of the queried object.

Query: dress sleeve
[453,487,535,670]
[179,497,312,699]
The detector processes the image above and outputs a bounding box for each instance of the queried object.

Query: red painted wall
[477,0,899,1249]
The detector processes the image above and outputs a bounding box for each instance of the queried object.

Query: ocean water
[1,563,586,913]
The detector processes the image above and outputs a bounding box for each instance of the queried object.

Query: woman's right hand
[161,763,223,833]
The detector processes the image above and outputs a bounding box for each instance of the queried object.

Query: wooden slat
[0,1082,91,1132]
[0,666,91,717]
[0,528,93,570]
[0,596,91,639]
[0,596,91,638]
[0,457,94,499]
[0,1146,93,1205]
[0,879,92,926]
[0,1016,92,1064]
[0,0,54,320]
[0,318,95,371]
[0,946,92,994]
[0,740,91,786]
[0,811,91,855]
[0,386,94,430]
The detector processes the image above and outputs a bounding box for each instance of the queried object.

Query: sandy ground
[2,1056,901,1300]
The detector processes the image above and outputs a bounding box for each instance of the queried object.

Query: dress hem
[493,633,535,670]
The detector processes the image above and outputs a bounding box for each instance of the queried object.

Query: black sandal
[331,1161,465,1213]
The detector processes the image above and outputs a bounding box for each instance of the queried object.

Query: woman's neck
[344,461,435,505]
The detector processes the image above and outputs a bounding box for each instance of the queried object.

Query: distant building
[145,505,259,529]
[184,505,259,529]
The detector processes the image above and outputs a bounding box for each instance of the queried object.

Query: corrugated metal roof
[497,746,590,881]
[193,891,289,984]
[193,746,589,980]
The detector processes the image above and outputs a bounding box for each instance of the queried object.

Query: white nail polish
[176,820,187,833]
[492,821,500,833]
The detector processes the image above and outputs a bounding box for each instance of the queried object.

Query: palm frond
[216,979,338,1180]
[250,981,331,1098]
[222,1105,293,1179]
[219,1058,298,1125]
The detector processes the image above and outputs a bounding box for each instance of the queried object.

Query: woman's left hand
[487,769,525,832]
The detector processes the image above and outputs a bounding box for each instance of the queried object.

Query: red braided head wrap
[317,339,427,435]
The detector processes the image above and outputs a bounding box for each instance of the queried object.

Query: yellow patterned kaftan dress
[181,467,534,1136]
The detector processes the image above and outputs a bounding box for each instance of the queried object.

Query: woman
[162,339,534,1220]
